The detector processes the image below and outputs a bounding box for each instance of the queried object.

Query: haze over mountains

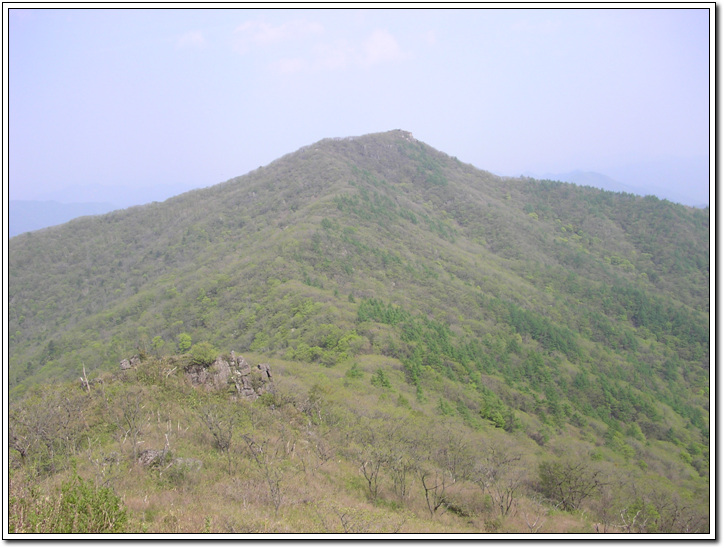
[9,200,117,238]
[528,154,709,208]
[8,130,710,534]
[9,147,709,237]
[9,182,204,237]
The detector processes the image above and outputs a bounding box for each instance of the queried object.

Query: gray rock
[209,357,231,391]
[138,449,166,467]
[258,363,272,379]
[185,351,274,400]
[236,356,252,376]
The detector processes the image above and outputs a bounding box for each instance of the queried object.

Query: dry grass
[8,352,709,536]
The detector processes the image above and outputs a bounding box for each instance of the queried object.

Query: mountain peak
[307,129,418,152]
[8,129,710,533]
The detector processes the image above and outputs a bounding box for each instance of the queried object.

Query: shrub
[537,460,603,512]
[10,474,127,533]
[345,362,364,379]
[371,368,392,389]
[177,332,192,353]
[190,342,217,366]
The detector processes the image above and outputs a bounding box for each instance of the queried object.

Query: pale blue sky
[8,7,711,206]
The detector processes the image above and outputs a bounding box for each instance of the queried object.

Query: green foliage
[11,474,127,533]
[480,401,506,429]
[357,298,410,325]
[504,301,580,359]
[345,362,364,379]
[437,397,455,416]
[189,341,217,366]
[371,368,392,389]
[7,130,709,533]
[177,333,192,353]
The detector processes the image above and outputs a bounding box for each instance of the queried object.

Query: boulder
[120,355,141,370]
[258,363,272,379]
[236,355,252,376]
[138,449,166,467]
[209,357,231,391]
[185,351,274,400]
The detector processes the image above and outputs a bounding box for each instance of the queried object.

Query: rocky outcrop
[185,356,231,391]
[138,449,167,467]
[185,351,273,400]
[120,355,141,370]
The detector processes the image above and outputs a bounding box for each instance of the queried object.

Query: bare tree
[8,406,35,466]
[314,502,410,534]
[9,389,84,474]
[523,512,546,533]
[433,427,475,483]
[359,446,388,501]
[115,389,147,462]
[198,404,236,475]
[537,459,604,512]
[79,365,91,394]
[420,469,453,518]
[590,486,619,533]
[522,495,547,533]
[389,453,416,501]
[353,419,399,501]
[242,434,285,514]
[472,446,524,517]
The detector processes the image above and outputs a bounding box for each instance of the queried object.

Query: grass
[10,352,710,536]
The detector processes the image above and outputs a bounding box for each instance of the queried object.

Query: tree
[387,449,417,502]
[242,434,285,514]
[420,469,453,518]
[151,335,165,356]
[9,388,86,474]
[537,459,604,511]
[472,445,525,517]
[177,332,192,353]
[198,403,236,474]
[360,451,387,501]
[371,368,392,389]
[114,389,147,462]
[190,341,217,366]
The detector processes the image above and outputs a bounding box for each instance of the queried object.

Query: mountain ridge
[7,129,710,534]
[9,200,119,238]
[9,129,709,385]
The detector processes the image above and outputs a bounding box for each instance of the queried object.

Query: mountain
[533,170,643,196]
[530,156,710,209]
[605,156,710,208]
[533,155,710,208]
[7,130,710,534]
[9,200,119,237]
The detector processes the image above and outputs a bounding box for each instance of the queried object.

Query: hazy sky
[8,7,711,206]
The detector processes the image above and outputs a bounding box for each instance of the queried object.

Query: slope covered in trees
[7,130,710,535]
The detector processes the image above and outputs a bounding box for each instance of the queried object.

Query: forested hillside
[8,130,710,535]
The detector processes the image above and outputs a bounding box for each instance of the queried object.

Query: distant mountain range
[9,200,119,238]
[532,170,640,195]
[9,155,708,238]
[531,155,709,208]
[9,181,206,237]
